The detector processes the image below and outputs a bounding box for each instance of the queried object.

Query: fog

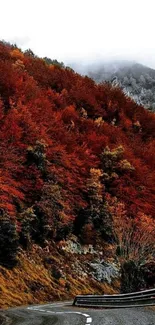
[0,0,155,69]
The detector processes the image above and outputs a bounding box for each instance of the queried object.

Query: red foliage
[0,41,155,236]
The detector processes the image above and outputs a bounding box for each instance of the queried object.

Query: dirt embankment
[0,241,119,309]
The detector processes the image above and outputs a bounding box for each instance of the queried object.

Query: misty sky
[0,0,155,68]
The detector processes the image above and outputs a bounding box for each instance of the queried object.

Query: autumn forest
[0,41,155,307]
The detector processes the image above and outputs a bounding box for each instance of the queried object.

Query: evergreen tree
[0,216,19,268]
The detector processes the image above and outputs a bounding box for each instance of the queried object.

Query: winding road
[1,301,155,325]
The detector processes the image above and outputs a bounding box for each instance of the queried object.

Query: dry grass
[0,244,120,309]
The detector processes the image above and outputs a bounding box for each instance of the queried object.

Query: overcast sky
[0,0,155,68]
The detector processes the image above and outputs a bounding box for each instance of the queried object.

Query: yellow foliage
[10,49,24,60]
[90,168,103,179]
[94,117,104,127]
[118,159,135,171]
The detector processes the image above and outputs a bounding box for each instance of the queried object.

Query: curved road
[1,301,155,325]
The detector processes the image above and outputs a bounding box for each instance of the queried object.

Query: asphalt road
[0,301,155,325]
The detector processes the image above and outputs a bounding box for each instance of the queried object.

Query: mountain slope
[73,60,155,111]
[0,42,155,307]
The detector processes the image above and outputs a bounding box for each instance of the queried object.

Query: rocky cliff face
[90,260,119,284]
[60,236,120,285]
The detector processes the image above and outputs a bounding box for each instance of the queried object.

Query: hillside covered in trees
[0,42,155,307]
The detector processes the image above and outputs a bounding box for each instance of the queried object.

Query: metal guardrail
[73,288,155,308]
